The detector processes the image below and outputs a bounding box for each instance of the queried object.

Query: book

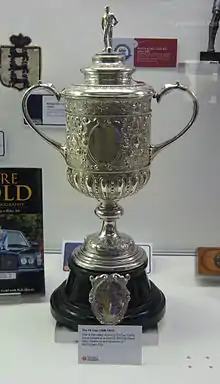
[0,168,45,295]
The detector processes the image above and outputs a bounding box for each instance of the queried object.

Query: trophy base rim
[50,265,166,331]
[72,239,148,272]
[50,280,165,331]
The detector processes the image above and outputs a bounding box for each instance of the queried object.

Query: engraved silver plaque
[89,273,130,325]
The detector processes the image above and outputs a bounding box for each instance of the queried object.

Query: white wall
[0,0,219,251]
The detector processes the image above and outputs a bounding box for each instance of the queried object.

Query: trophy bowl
[21,7,199,330]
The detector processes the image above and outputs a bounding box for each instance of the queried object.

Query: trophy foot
[50,259,166,332]
[72,202,148,272]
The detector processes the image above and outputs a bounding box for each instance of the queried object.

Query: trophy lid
[63,6,154,97]
[80,51,135,85]
[79,6,135,85]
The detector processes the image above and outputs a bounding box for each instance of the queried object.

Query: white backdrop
[0,0,219,251]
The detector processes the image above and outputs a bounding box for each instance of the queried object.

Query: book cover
[0,168,45,295]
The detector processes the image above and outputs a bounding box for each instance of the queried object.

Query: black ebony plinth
[50,257,166,331]
[200,51,220,62]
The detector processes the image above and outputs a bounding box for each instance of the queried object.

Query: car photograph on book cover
[0,229,43,272]
[0,168,45,294]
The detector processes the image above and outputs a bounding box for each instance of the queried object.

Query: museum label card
[0,131,5,157]
[112,37,177,68]
[78,325,142,365]
[42,95,65,125]
[134,38,177,68]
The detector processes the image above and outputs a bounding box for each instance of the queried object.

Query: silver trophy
[200,1,220,61]
[22,7,199,330]
[208,0,220,52]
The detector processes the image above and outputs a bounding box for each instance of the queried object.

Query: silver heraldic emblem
[89,273,131,325]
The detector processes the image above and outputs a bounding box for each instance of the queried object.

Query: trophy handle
[150,82,199,159]
[21,80,66,159]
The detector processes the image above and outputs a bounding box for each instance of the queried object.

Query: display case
[0,0,220,379]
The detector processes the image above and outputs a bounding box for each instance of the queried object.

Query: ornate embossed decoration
[0,33,41,91]
[67,168,150,200]
[65,103,151,173]
[89,273,130,325]
[66,97,151,116]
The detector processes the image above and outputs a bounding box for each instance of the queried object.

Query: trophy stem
[94,201,124,220]
[72,200,148,271]
[95,201,123,241]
